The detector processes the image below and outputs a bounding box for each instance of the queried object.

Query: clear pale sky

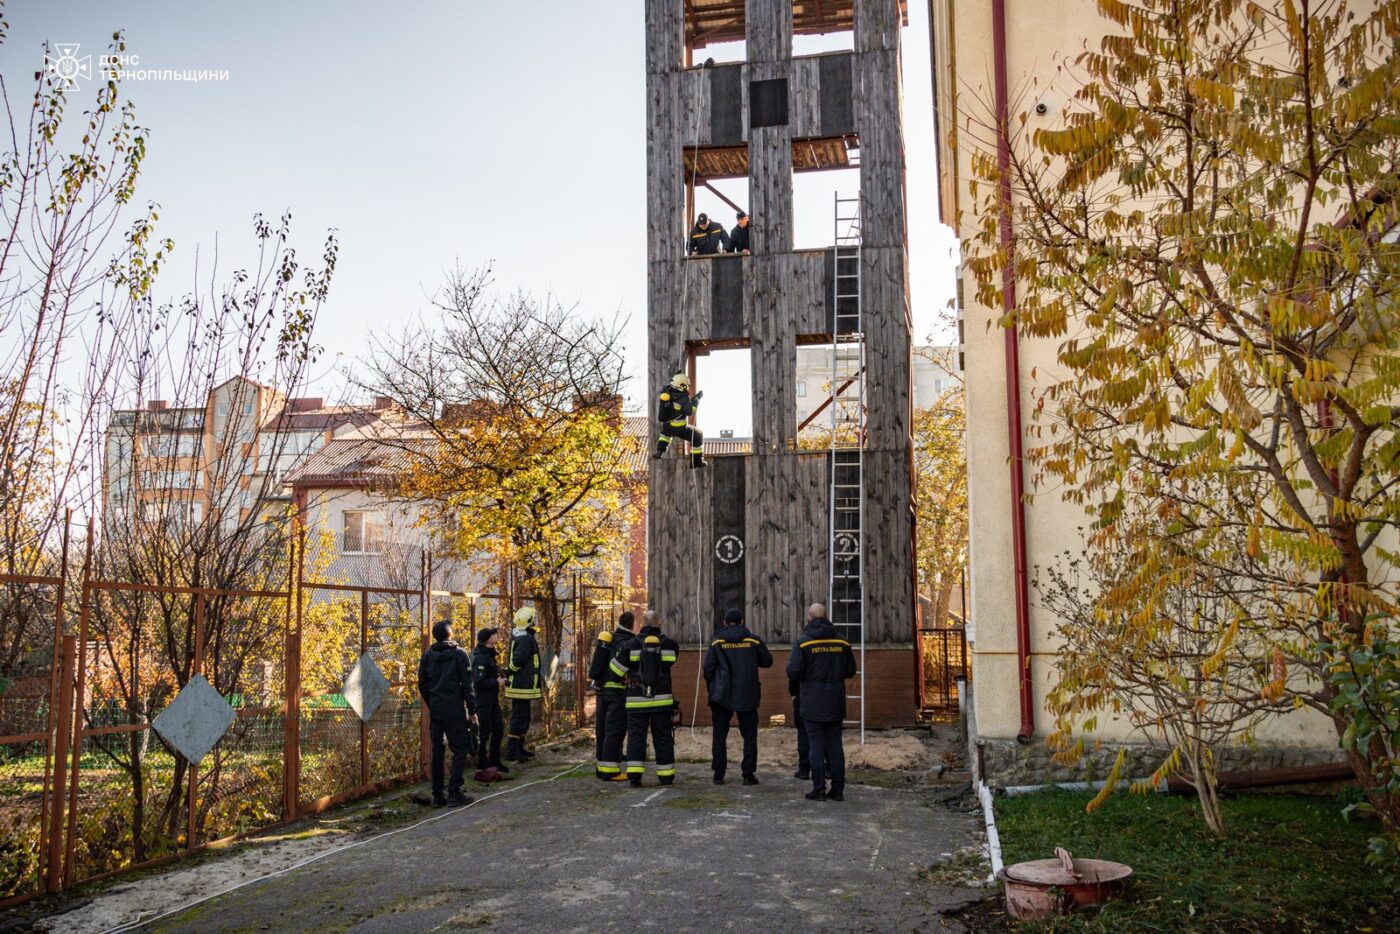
[3,0,957,430]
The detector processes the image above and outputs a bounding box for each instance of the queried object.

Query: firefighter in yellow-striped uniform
[504,606,542,762]
[653,373,705,468]
[614,611,679,787]
[587,611,635,780]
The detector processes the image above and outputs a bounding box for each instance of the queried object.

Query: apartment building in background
[102,376,398,536]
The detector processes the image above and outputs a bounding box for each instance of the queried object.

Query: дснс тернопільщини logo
[45,43,92,88]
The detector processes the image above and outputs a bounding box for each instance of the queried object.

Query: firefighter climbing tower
[645,0,915,729]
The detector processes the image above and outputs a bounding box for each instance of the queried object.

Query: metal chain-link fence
[0,527,613,906]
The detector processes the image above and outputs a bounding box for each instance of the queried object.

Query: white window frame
[342,510,386,555]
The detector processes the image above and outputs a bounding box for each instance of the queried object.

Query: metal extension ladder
[829,192,867,742]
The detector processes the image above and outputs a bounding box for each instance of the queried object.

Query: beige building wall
[931,1,1340,768]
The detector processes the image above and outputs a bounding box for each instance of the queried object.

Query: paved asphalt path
[146,759,986,933]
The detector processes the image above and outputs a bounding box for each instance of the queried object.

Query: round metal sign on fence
[714,534,744,564]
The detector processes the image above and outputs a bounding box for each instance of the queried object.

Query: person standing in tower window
[688,212,730,255]
[728,210,751,254]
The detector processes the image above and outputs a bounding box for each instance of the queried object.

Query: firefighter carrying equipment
[616,625,679,785]
[654,379,705,468]
[620,631,677,711]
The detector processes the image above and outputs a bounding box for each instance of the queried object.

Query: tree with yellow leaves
[361,266,633,680]
[912,351,967,629]
[967,0,1400,855]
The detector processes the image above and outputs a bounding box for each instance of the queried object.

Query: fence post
[420,552,430,779]
[359,589,370,790]
[284,534,302,820]
[63,521,95,889]
[913,620,926,712]
[187,592,205,852]
[574,575,584,730]
[45,635,77,893]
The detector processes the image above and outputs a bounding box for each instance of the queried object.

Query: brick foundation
[669,644,919,729]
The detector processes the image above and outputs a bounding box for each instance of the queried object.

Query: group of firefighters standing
[419,603,857,805]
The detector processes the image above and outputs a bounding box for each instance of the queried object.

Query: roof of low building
[286,437,423,488]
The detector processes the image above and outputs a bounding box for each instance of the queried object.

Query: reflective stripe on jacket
[784,618,856,723]
[615,626,678,709]
[505,628,542,699]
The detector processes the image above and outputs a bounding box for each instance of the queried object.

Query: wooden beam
[797,366,864,432]
[701,180,745,215]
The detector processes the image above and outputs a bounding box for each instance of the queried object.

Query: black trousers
[506,698,533,758]
[595,692,628,775]
[625,707,676,783]
[804,719,845,794]
[658,423,702,450]
[476,701,504,769]
[793,698,810,773]
[430,714,471,797]
[710,703,758,778]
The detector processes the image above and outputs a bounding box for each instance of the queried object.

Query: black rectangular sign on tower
[711,456,747,620]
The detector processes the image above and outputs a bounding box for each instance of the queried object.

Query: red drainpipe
[992,0,1035,741]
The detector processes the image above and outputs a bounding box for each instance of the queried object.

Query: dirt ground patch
[672,725,937,771]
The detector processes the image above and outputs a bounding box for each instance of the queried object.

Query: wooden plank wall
[647,0,914,647]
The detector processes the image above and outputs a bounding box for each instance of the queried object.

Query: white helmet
[514,605,537,628]
[671,373,690,391]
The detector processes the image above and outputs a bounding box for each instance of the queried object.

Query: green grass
[994,789,1398,933]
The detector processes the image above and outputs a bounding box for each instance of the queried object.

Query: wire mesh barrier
[293,580,426,813]
[916,624,969,711]
[0,526,616,905]
[65,583,293,888]
[0,571,67,906]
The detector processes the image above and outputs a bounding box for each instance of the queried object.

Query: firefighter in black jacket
[471,628,508,773]
[417,621,477,807]
[504,606,542,762]
[588,610,636,780]
[653,373,705,468]
[616,611,679,786]
[703,607,772,785]
[785,602,857,801]
[688,212,730,255]
[728,210,751,253]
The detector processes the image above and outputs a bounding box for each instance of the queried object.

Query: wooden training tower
[645,0,916,729]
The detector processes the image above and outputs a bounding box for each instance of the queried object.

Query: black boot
[690,451,706,468]
[653,441,668,460]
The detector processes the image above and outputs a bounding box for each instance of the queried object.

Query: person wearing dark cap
[417,620,477,807]
[688,212,730,255]
[703,607,773,785]
[728,210,751,254]
[588,610,636,781]
[471,627,508,775]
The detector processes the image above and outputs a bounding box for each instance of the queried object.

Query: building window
[343,511,385,555]
[797,380,807,398]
